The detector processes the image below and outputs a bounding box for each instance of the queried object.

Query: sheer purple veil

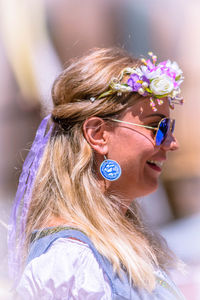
[8,114,53,284]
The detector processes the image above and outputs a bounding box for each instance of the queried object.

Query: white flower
[140,65,162,79]
[131,67,143,77]
[166,60,183,77]
[150,74,174,95]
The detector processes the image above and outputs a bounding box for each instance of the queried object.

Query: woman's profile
[9,47,186,299]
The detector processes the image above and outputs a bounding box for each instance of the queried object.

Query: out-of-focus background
[0,0,200,299]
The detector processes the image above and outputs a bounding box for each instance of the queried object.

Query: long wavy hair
[25,47,177,292]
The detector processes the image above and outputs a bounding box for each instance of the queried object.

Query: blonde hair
[25,48,177,292]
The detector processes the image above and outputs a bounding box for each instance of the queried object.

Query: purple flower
[127,74,142,91]
[141,75,150,85]
[146,59,155,71]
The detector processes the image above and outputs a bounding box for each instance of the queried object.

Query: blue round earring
[100,156,121,181]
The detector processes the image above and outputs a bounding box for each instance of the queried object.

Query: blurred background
[0,0,200,299]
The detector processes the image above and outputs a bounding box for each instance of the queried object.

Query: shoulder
[17,238,112,299]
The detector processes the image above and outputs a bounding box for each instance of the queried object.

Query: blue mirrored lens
[171,120,175,133]
[155,119,170,146]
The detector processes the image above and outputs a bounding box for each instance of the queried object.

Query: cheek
[108,127,155,167]
[120,135,154,169]
[123,131,154,156]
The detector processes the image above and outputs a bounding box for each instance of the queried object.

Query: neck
[100,179,135,215]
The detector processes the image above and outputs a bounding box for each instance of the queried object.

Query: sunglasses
[108,117,175,146]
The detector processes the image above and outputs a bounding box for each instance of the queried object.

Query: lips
[146,160,164,172]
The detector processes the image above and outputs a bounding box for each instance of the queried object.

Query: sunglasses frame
[107,117,175,146]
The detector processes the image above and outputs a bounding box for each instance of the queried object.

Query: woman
[9,48,185,299]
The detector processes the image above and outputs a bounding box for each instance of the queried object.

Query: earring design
[100,156,121,181]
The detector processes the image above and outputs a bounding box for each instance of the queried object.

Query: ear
[83,117,109,155]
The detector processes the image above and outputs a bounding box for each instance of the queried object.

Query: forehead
[127,97,170,120]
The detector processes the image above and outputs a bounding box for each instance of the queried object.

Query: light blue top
[26,227,186,300]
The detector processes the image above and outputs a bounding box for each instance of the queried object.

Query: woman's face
[106,97,179,202]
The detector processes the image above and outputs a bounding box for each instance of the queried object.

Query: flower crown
[91,52,184,111]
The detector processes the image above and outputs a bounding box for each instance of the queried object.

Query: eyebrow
[144,113,166,119]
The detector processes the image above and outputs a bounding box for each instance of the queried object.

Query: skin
[83,97,179,212]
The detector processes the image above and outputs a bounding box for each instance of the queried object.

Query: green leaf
[145,88,152,93]
[98,90,114,99]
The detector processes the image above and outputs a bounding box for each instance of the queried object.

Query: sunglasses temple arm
[109,118,158,130]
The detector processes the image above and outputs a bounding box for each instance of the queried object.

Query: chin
[147,182,159,195]
[137,180,159,198]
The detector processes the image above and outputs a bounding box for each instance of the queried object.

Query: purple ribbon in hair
[8,114,53,284]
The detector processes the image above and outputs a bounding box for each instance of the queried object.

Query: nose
[160,132,179,151]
